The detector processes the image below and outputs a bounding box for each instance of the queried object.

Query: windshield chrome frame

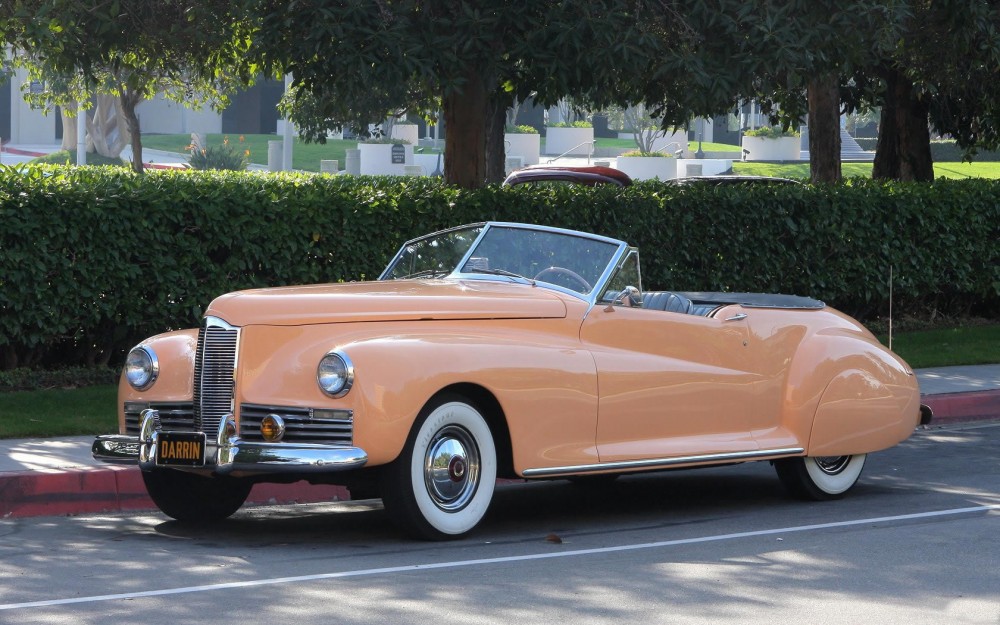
[379,222,631,305]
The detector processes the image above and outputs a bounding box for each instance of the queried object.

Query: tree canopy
[245,0,688,187]
[0,0,256,171]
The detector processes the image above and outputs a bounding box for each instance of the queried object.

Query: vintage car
[93,222,931,540]
[501,165,633,187]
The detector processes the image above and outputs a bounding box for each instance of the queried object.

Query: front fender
[237,320,599,470]
[117,329,199,432]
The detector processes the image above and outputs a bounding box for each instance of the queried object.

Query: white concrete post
[76,100,87,166]
[282,73,294,171]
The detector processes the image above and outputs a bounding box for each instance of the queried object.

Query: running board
[521,447,805,478]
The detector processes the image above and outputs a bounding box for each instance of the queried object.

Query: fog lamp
[261,414,286,442]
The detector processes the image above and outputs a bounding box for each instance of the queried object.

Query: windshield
[380,223,627,298]
[381,225,484,280]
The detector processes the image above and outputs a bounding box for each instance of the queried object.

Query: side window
[600,249,642,304]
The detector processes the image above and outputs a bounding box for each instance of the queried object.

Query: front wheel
[142,469,252,522]
[381,396,497,540]
[774,454,867,500]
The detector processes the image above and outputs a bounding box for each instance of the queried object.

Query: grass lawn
[0,385,117,438]
[875,324,1000,369]
[733,160,1000,180]
[141,133,364,172]
[1,323,996,439]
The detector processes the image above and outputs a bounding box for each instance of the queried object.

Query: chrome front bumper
[92,409,368,475]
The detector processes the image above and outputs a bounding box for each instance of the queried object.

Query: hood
[204,279,569,327]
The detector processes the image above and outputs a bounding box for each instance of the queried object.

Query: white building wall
[138,93,222,135]
[9,69,58,144]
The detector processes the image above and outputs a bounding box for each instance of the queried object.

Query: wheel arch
[424,383,516,480]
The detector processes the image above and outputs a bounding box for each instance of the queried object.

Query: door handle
[724,313,748,322]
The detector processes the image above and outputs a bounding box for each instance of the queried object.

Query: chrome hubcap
[814,455,852,475]
[424,425,480,512]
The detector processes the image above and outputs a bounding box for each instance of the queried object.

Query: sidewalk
[3,365,998,520]
[1,143,192,170]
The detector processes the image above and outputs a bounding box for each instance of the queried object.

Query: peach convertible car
[93,222,931,539]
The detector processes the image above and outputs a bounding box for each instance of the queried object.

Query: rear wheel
[381,396,497,540]
[142,469,252,522]
[774,454,867,500]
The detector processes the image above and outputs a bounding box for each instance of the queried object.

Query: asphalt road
[1,422,998,624]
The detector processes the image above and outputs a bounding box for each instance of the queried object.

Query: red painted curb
[0,466,349,519]
[1,146,185,169]
[1,146,48,157]
[921,390,1000,425]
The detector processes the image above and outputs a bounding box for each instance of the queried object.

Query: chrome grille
[193,316,240,434]
[241,404,354,445]
[124,401,195,435]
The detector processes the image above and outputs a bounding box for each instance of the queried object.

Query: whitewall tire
[381,396,497,540]
[775,454,867,500]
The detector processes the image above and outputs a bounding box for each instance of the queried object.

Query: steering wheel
[533,266,592,293]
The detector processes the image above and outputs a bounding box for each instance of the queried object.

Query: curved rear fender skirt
[117,329,199,433]
[778,325,915,455]
[806,367,922,457]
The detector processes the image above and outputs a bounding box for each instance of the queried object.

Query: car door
[580,302,768,463]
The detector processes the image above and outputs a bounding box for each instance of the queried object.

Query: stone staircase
[799,129,875,161]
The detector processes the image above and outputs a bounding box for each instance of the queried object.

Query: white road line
[2,504,998,612]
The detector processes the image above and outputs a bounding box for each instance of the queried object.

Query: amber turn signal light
[261,414,286,442]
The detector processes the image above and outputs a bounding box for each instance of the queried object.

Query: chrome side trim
[521,447,806,478]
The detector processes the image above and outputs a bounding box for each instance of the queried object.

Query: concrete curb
[2,390,996,520]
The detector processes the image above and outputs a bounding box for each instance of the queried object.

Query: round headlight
[125,346,158,390]
[317,350,354,397]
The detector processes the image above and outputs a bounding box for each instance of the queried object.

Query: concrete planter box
[358,142,414,176]
[504,133,540,166]
[615,156,677,181]
[741,136,800,161]
[676,159,734,178]
[545,127,594,156]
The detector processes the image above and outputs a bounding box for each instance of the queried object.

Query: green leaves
[1,166,998,369]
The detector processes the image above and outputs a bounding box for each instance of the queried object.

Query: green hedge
[2,165,998,369]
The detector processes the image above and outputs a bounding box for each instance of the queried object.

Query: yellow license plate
[156,432,206,467]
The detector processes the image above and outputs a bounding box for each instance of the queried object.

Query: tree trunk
[61,107,77,152]
[873,67,934,181]
[120,90,145,173]
[87,95,129,158]
[484,91,509,184]
[808,75,842,184]
[443,71,488,189]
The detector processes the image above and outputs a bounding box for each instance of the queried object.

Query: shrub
[505,124,539,134]
[619,149,672,157]
[743,126,800,139]
[29,150,128,167]
[357,137,412,145]
[187,136,250,171]
[0,366,118,391]
[548,121,593,128]
[1,166,997,369]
